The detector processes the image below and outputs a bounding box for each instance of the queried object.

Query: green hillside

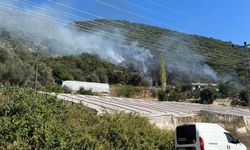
[75,19,249,85]
[1,19,249,88]
[0,28,147,89]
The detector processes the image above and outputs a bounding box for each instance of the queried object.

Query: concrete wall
[150,111,249,132]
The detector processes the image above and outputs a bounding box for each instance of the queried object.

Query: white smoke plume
[159,35,219,82]
[0,1,220,83]
[0,2,153,75]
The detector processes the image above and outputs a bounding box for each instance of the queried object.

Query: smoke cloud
[0,3,154,75]
[160,36,219,82]
[0,1,220,83]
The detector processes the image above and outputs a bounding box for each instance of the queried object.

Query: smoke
[0,3,154,75]
[0,1,220,83]
[157,35,219,83]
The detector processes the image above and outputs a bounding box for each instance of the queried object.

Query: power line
[0,2,247,65]
[4,0,188,56]
[3,0,245,63]
[115,0,191,26]
[44,0,197,47]
[95,0,171,28]
[145,0,203,23]
[47,0,244,64]
[1,4,249,85]
[35,0,247,61]
[0,1,205,50]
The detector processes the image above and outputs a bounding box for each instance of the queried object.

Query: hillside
[0,18,249,88]
[75,19,249,85]
[0,28,147,90]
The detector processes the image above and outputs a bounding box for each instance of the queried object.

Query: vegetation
[0,86,174,149]
[157,90,168,101]
[160,53,167,91]
[43,54,148,86]
[239,89,249,105]
[115,85,142,98]
[0,29,148,89]
[168,90,186,102]
[76,19,250,84]
[200,88,216,104]
[77,87,94,95]
[2,20,250,88]
[45,84,72,93]
[218,83,231,98]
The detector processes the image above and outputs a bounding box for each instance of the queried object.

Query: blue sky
[4,0,250,45]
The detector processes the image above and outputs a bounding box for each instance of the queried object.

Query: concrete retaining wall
[150,111,249,131]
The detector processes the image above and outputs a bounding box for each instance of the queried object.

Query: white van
[175,123,247,150]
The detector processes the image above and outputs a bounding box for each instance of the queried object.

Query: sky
[1,0,250,45]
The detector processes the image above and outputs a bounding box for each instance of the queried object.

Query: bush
[218,83,231,98]
[116,85,142,98]
[86,73,100,83]
[239,89,249,105]
[127,73,149,86]
[150,88,158,98]
[0,86,174,149]
[168,91,180,101]
[45,84,72,93]
[77,87,94,95]
[157,90,168,101]
[45,54,148,86]
[200,88,216,104]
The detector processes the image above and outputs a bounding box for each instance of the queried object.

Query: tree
[200,88,215,104]
[239,90,248,104]
[87,73,100,83]
[160,52,167,91]
[168,91,180,101]
[218,83,231,98]
[157,90,168,101]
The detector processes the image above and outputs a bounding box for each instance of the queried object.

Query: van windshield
[176,124,196,144]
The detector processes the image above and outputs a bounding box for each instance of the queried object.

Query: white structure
[175,123,247,150]
[57,94,250,130]
[191,82,218,91]
[62,81,110,93]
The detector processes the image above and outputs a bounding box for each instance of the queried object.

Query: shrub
[127,73,149,86]
[116,85,141,98]
[0,48,9,63]
[200,88,216,104]
[168,91,180,101]
[77,87,94,95]
[86,73,100,83]
[0,86,174,149]
[45,84,72,93]
[239,89,249,105]
[150,88,158,98]
[218,83,231,98]
[157,90,168,101]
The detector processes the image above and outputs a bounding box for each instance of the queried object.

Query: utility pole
[234,42,250,112]
[244,42,250,112]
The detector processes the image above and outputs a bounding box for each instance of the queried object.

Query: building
[190,82,218,91]
[182,82,218,92]
[62,81,110,93]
